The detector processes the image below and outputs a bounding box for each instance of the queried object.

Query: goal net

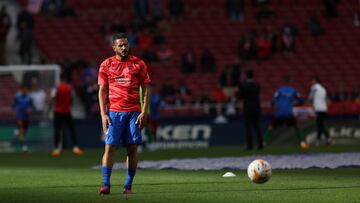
[0,65,61,152]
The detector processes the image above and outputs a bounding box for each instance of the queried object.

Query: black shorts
[271,117,297,128]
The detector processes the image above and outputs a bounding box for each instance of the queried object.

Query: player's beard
[118,49,129,59]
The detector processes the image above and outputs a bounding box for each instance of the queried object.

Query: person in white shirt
[308,77,332,145]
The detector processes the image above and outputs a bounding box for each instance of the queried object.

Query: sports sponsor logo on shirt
[114,77,131,83]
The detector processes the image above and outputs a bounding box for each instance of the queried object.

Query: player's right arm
[98,59,111,133]
[98,84,111,133]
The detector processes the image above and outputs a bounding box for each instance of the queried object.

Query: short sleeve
[98,59,109,86]
[139,59,151,85]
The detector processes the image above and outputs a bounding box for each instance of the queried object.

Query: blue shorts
[105,112,142,147]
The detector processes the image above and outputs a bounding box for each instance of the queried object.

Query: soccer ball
[247,159,272,184]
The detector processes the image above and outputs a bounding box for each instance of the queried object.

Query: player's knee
[104,145,116,156]
[126,145,138,156]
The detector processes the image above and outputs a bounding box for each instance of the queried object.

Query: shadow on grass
[6,181,360,196]
[137,185,360,195]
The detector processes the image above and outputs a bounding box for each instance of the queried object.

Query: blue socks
[102,166,136,190]
[124,168,136,190]
[102,166,112,187]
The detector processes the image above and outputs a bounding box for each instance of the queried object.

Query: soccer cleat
[99,184,110,195]
[72,147,84,155]
[325,138,333,147]
[51,149,61,157]
[300,141,310,150]
[123,188,134,199]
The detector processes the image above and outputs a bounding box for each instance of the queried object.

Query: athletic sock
[124,168,136,190]
[102,166,112,187]
[263,129,272,143]
[295,127,305,141]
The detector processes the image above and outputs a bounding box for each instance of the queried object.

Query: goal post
[0,64,61,152]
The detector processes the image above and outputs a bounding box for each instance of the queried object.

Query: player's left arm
[137,84,151,129]
[136,59,152,129]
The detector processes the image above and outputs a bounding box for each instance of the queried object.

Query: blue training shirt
[12,93,33,120]
[272,86,303,118]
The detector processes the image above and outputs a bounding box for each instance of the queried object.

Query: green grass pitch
[0,145,359,203]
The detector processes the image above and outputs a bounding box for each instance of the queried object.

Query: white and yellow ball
[247,159,272,184]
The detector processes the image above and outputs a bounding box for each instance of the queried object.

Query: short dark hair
[245,69,254,79]
[112,33,127,43]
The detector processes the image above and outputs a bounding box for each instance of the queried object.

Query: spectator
[0,5,11,64]
[137,29,153,50]
[225,0,245,21]
[59,0,76,17]
[281,24,298,55]
[309,16,323,38]
[238,32,256,60]
[127,28,138,47]
[16,7,33,30]
[168,0,185,21]
[177,81,192,105]
[149,0,164,21]
[181,46,196,74]
[219,59,242,88]
[153,30,166,45]
[17,22,33,64]
[267,26,277,54]
[321,0,339,18]
[256,29,271,60]
[42,0,62,16]
[134,0,149,21]
[200,48,216,73]
[161,81,177,105]
[156,18,171,33]
[354,11,360,27]
[211,83,228,123]
[254,0,275,22]
[143,14,157,31]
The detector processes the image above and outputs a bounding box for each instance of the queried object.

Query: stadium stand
[12,0,360,116]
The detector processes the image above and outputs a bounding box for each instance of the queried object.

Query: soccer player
[12,84,34,151]
[50,73,83,156]
[264,76,309,149]
[98,33,151,196]
[308,76,332,146]
[239,69,263,150]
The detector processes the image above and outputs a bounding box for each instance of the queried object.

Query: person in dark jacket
[239,69,263,150]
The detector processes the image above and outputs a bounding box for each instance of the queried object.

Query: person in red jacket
[50,73,83,156]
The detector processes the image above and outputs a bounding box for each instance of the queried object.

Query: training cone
[222,172,237,177]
